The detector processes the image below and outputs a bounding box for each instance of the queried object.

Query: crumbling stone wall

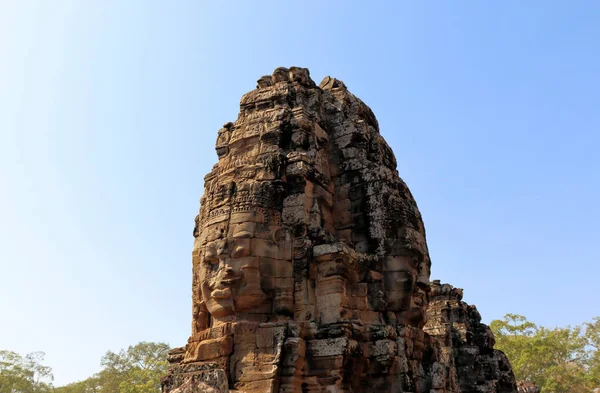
[425,281,516,393]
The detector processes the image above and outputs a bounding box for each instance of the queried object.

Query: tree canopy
[491,314,600,393]
[54,341,169,393]
[1,342,169,393]
[0,350,53,393]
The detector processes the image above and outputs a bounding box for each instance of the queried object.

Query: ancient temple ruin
[161,67,518,393]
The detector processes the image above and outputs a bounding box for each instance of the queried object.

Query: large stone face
[161,67,518,393]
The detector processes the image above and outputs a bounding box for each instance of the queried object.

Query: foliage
[0,350,53,393]
[53,341,169,393]
[2,342,169,393]
[97,341,170,393]
[491,314,600,393]
[53,378,99,393]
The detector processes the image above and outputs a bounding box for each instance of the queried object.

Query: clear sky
[1,0,599,387]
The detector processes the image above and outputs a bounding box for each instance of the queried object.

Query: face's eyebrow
[232,230,252,239]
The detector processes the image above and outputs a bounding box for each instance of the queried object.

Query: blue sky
[1,0,599,386]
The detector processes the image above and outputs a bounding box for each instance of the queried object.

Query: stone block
[185,336,233,362]
[252,238,288,259]
[306,337,351,358]
[316,276,346,296]
[282,337,306,368]
[256,325,287,350]
[372,339,397,358]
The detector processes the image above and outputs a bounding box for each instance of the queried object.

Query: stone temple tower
[160,67,518,393]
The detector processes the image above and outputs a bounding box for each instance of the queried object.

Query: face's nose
[230,237,251,259]
[218,259,244,284]
[218,245,241,276]
[216,241,228,256]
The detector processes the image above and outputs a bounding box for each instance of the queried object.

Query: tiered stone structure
[424,282,516,393]
[161,67,518,393]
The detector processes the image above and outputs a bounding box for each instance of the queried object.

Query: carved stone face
[384,253,430,327]
[384,257,418,311]
[196,209,291,323]
[410,255,431,327]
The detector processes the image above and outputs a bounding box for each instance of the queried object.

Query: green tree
[98,341,169,393]
[0,350,53,393]
[491,314,600,393]
[53,377,99,393]
[54,342,169,393]
[584,317,600,388]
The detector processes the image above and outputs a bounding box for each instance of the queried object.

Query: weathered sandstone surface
[161,67,518,393]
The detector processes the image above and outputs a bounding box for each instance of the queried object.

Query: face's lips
[211,287,232,299]
[210,274,241,299]
[211,273,242,293]
[412,290,427,307]
[219,274,241,285]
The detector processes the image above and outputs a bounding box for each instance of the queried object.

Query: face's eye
[410,256,421,270]
[231,246,246,259]
[204,246,219,265]
[230,239,250,258]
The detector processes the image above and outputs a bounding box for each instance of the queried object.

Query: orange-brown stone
[161,67,518,393]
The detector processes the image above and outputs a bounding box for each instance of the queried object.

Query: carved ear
[270,227,284,243]
[255,209,266,224]
[292,224,308,239]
